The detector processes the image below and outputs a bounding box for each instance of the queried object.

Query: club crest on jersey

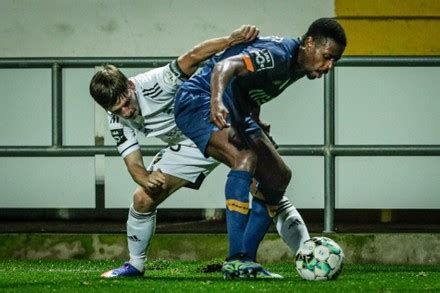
[111,129,127,146]
[250,49,274,71]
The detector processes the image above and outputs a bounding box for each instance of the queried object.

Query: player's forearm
[188,37,233,63]
[178,25,258,76]
[211,58,246,104]
[184,24,258,70]
[211,61,233,105]
[178,37,233,76]
[126,163,151,190]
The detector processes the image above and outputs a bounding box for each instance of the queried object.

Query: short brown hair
[89,64,129,110]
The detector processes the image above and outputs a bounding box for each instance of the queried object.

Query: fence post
[324,69,336,233]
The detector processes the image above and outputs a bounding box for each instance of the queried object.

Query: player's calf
[274,197,310,254]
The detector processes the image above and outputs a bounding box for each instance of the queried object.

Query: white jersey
[108,60,193,158]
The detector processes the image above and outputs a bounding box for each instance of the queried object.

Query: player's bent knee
[263,166,292,191]
[257,184,286,206]
[233,149,257,171]
[132,187,161,212]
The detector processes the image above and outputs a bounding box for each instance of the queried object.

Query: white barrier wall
[0,157,95,208]
[334,66,440,209]
[0,0,333,57]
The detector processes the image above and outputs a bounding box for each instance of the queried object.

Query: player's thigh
[207,127,257,172]
[147,173,189,208]
[251,133,291,189]
[161,172,190,197]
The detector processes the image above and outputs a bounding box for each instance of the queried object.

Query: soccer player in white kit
[89,25,309,278]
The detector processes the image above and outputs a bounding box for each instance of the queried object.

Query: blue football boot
[101,262,144,278]
[222,253,263,279]
[255,268,284,279]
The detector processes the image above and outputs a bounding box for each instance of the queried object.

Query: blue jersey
[180,36,305,106]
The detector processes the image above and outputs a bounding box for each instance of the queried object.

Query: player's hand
[210,101,230,129]
[146,169,166,192]
[229,25,259,46]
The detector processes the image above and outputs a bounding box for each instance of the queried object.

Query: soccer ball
[295,236,344,281]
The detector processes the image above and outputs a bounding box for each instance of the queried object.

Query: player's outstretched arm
[177,25,259,76]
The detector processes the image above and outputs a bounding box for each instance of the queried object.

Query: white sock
[274,196,310,254]
[126,204,156,272]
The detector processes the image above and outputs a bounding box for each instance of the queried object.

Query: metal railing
[1,56,440,232]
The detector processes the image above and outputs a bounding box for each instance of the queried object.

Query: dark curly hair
[302,18,347,47]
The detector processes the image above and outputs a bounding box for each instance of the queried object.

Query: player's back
[180,36,297,95]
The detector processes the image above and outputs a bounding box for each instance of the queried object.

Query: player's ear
[127,80,135,89]
[304,36,314,50]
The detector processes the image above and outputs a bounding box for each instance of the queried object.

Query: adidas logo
[128,235,141,242]
[287,218,303,229]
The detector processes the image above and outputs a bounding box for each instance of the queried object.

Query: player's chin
[127,111,136,119]
[307,72,322,80]
[306,74,317,80]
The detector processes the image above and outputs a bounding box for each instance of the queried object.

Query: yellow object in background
[380,209,393,223]
[335,0,440,55]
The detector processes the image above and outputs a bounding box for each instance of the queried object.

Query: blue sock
[242,197,272,261]
[225,170,252,259]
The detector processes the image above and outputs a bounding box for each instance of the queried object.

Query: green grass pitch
[0,260,439,292]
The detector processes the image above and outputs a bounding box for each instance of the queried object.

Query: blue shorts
[174,87,261,156]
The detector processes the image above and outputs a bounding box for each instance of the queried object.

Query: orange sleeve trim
[242,54,255,72]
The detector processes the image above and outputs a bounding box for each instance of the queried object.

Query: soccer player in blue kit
[174,18,347,278]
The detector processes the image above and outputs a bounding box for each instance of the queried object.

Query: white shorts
[146,142,219,189]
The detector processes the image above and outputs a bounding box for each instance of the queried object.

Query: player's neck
[133,91,142,117]
[293,47,306,72]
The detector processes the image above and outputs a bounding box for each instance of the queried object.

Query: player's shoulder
[255,36,299,54]
[131,60,185,94]
[130,65,166,87]
[243,37,298,71]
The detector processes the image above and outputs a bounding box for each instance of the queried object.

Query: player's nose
[327,59,335,70]
[121,108,131,118]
